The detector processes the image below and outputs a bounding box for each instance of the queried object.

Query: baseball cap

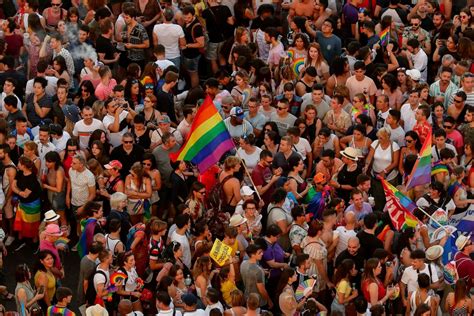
[406,69,421,81]
[159,115,171,124]
[104,160,123,170]
[230,106,244,119]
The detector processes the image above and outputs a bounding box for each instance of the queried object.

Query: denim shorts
[183,55,201,72]
[206,41,224,60]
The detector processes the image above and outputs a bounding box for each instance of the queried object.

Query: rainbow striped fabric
[379,27,390,45]
[170,96,235,172]
[381,178,418,230]
[406,127,432,190]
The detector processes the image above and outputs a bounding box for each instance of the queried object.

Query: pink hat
[45,224,62,237]
[104,160,123,170]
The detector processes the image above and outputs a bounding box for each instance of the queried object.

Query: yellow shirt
[336,279,351,298]
[221,279,238,306]
[34,270,56,304]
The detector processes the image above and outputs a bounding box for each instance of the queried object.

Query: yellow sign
[210,239,233,266]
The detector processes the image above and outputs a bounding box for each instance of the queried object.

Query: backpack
[191,22,208,55]
[205,175,233,240]
[85,266,107,306]
[126,224,145,251]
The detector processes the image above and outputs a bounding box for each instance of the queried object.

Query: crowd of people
[0,0,471,315]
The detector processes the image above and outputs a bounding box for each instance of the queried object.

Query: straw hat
[425,245,444,261]
[229,214,247,227]
[455,233,472,251]
[86,304,109,316]
[44,210,60,222]
[340,147,359,161]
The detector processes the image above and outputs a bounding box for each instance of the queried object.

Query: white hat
[86,304,109,316]
[229,214,248,227]
[426,245,444,261]
[44,210,60,222]
[406,69,421,81]
[340,147,359,161]
[240,186,255,196]
[455,233,472,251]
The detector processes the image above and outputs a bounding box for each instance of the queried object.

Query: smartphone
[38,286,45,294]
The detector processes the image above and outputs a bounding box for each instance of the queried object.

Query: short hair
[33,77,48,89]
[312,83,324,92]
[156,291,172,306]
[206,288,220,304]
[440,66,453,74]
[295,253,309,266]
[89,241,103,254]
[407,38,420,48]
[246,244,262,256]
[260,149,273,160]
[321,149,335,159]
[110,192,127,210]
[55,287,73,302]
[363,213,377,229]
[3,95,17,108]
[271,188,287,204]
[123,6,138,17]
[266,224,282,237]
[50,32,62,42]
[350,189,363,199]
[291,205,305,220]
[163,7,174,21]
[354,61,366,71]
[265,27,278,39]
[434,129,447,138]
[357,174,370,185]
[175,214,190,229]
[165,71,178,83]
[410,249,426,260]
[161,132,174,145]
[182,5,196,16]
[389,109,401,122]
[99,18,113,34]
[418,105,430,118]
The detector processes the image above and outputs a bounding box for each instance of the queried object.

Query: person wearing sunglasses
[42,0,68,31]
[453,233,474,292]
[447,91,467,124]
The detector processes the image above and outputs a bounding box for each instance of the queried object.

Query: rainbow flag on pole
[381,178,418,230]
[170,96,235,172]
[406,127,432,190]
[379,27,390,46]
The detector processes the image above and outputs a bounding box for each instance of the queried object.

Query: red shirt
[412,120,431,145]
[251,163,274,205]
[4,34,23,57]
[362,278,386,303]
[454,252,474,290]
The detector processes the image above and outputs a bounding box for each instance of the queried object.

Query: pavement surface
[2,240,81,313]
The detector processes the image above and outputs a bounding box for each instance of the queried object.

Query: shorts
[48,191,66,210]
[183,55,201,72]
[206,41,224,60]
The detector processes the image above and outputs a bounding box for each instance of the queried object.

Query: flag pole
[418,206,455,237]
[234,149,263,201]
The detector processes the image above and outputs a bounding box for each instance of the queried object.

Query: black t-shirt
[110,144,145,179]
[16,171,41,202]
[202,5,233,43]
[156,89,177,123]
[356,230,384,260]
[6,110,25,130]
[183,18,204,59]
[95,35,116,61]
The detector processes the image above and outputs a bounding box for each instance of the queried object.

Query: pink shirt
[267,42,284,66]
[447,129,464,155]
[39,239,62,270]
[95,79,117,101]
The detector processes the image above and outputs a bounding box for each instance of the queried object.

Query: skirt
[14,199,41,238]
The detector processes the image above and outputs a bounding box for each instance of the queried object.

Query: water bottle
[185,274,192,287]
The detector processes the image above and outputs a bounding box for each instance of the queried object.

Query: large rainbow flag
[406,127,432,190]
[170,96,235,172]
[381,178,418,230]
[379,27,390,46]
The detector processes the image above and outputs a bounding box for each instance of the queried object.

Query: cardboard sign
[210,239,232,266]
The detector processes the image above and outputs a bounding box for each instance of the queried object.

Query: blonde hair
[24,141,38,155]
[224,156,242,171]
[376,127,391,139]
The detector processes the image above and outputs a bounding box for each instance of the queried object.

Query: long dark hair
[19,155,38,175]
[34,250,56,274]
[454,278,468,305]
[333,259,355,285]
[276,268,296,298]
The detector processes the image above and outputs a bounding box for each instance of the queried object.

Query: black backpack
[85,266,108,306]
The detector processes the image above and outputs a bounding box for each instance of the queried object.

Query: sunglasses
[411,23,419,26]
[454,99,463,103]
[51,3,61,6]
[397,67,406,72]
[198,190,206,194]
[443,125,453,129]
[405,139,413,143]
[68,149,76,152]
[277,106,287,110]
[123,140,133,144]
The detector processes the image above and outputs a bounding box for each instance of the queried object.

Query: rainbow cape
[381,178,418,230]
[305,186,330,220]
[170,96,235,172]
[46,305,75,316]
[77,218,97,258]
[379,27,390,46]
[406,127,432,190]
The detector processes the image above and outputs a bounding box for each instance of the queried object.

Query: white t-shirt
[102,111,129,148]
[151,127,184,147]
[345,75,377,101]
[73,119,106,149]
[93,268,110,299]
[387,125,406,148]
[411,49,428,82]
[401,263,439,294]
[155,59,176,81]
[293,137,312,160]
[431,143,457,161]
[205,302,224,315]
[416,197,455,214]
[52,132,71,152]
[334,226,357,258]
[25,76,58,97]
[69,168,96,207]
[170,231,191,268]
[371,140,400,181]
[237,147,262,171]
[400,103,418,132]
[153,23,185,59]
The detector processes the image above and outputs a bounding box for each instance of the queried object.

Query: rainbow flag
[379,27,390,46]
[406,127,432,190]
[305,186,330,220]
[170,96,235,172]
[77,218,97,258]
[381,178,418,230]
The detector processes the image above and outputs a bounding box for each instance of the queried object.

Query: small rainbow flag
[406,127,432,190]
[292,57,305,77]
[379,27,390,46]
[381,178,418,230]
[170,96,235,172]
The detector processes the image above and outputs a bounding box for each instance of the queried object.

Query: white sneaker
[5,236,15,246]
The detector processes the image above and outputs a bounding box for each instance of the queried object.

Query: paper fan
[295,279,316,301]
[110,271,127,285]
[430,225,457,243]
[54,237,69,249]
